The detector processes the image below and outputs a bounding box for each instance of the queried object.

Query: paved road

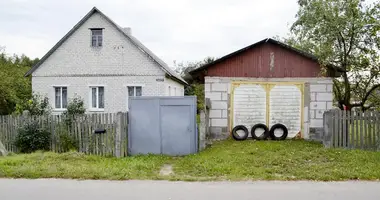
[1,179,380,200]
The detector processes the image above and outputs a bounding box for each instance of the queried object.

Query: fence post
[323,111,332,148]
[0,140,7,156]
[199,110,206,151]
[114,112,123,158]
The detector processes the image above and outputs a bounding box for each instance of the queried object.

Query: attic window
[91,29,103,47]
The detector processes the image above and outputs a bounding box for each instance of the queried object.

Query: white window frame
[125,85,143,110]
[91,28,103,47]
[89,86,105,112]
[54,86,68,111]
[127,86,143,97]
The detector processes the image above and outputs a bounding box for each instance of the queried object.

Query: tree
[289,0,380,111]
[174,57,216,112]
[0,48,39,115]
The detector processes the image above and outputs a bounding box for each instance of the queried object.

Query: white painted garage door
[233,84,266,131]
[232,83,303,139]
[269,85,302,138]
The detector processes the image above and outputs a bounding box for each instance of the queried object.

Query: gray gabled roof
[25,7,187,85]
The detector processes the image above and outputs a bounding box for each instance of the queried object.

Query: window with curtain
[128,86,142,97]
[91,29,103,47]
[54,87,67,109]
[90,86,105,110]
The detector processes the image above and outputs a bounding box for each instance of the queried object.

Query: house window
[91,29,103,47]
[54,87,67,109]
[90,86,104,110]
[128,86,142,97]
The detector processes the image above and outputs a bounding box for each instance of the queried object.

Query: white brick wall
[315,110,324,119]
[30,12,184,113]
[205,92,222,101]
[209,110,222,118]
[165,78,185,96]
[34,13,166,77]
[310,85,327,92]
[32,76,166,113]
[211,119,228,127]
[212,83,228,92]
[310,102,327,110]
[310,119,323,127]
[211,101,227,110]
[316,93,333,101]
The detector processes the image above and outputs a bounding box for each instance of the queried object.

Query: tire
[269,124,288,140]
[232,125,249,141]
[251,123,269,140]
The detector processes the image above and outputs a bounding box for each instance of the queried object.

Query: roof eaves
[189,38,320,74]
[25,7,187,85]
[25,7,99,77]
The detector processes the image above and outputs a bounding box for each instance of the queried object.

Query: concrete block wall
[205,76,334,140]
[308,80,334,140]
[205,77,231,139]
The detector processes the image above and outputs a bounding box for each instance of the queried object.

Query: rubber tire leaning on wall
[232,125,249,141]
[251,123,270,140]
[269,124,288,140]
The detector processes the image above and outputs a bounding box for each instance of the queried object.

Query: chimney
[122,27,132,35]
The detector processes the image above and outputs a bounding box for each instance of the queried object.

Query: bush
[185,83,204,113]
[56,124,79,153]
[63,96,85,126]
[15,121,51,153]
[15,93,51,116]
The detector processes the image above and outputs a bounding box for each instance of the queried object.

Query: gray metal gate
[128,96,197,156]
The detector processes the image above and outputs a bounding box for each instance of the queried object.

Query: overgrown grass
[1,140,380,181]
[0,151,171,180]
[173,140,380,181]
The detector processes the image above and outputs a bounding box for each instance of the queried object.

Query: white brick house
[25,7,186,113]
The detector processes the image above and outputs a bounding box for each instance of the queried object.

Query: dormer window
[91,28,103,47]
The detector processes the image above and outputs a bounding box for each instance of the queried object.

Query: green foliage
[56,124,78,153]
[185,83,205,112]
[289,0,380,110]
[174,57,215,112]
[14,121,51,153]
[62,96,85,127]
[174,57,216,83]
[63,96,86,117]
[15,93,51,116]
[0,50,39,115]
[1,140,380,181]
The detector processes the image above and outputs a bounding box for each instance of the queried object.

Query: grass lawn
[1,139,380,181]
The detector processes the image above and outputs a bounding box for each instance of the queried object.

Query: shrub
[56,124,79,153]
[63,96,86,117]
[15,121,51,153]
[63,96,85,126]
[185,83,204,113]
[15,93,51,116]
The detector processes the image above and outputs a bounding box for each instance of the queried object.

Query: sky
[0,0,300,67]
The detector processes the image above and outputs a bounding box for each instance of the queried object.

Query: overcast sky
[0,0,299,67]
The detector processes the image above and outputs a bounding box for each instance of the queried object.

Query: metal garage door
[233,84,267,131]
[128,96,197,156]
[232,82,304,138]
[269,85,302,138]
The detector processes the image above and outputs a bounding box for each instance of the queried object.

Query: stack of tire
[232,123,288,141]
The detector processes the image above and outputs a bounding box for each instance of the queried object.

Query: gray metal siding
[128,96,197,156]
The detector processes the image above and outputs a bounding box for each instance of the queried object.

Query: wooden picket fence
[0,112,128,157]
[323,110,380,151]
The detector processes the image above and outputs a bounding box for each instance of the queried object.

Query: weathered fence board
[323,110,380,151]
[0,113,127,157]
